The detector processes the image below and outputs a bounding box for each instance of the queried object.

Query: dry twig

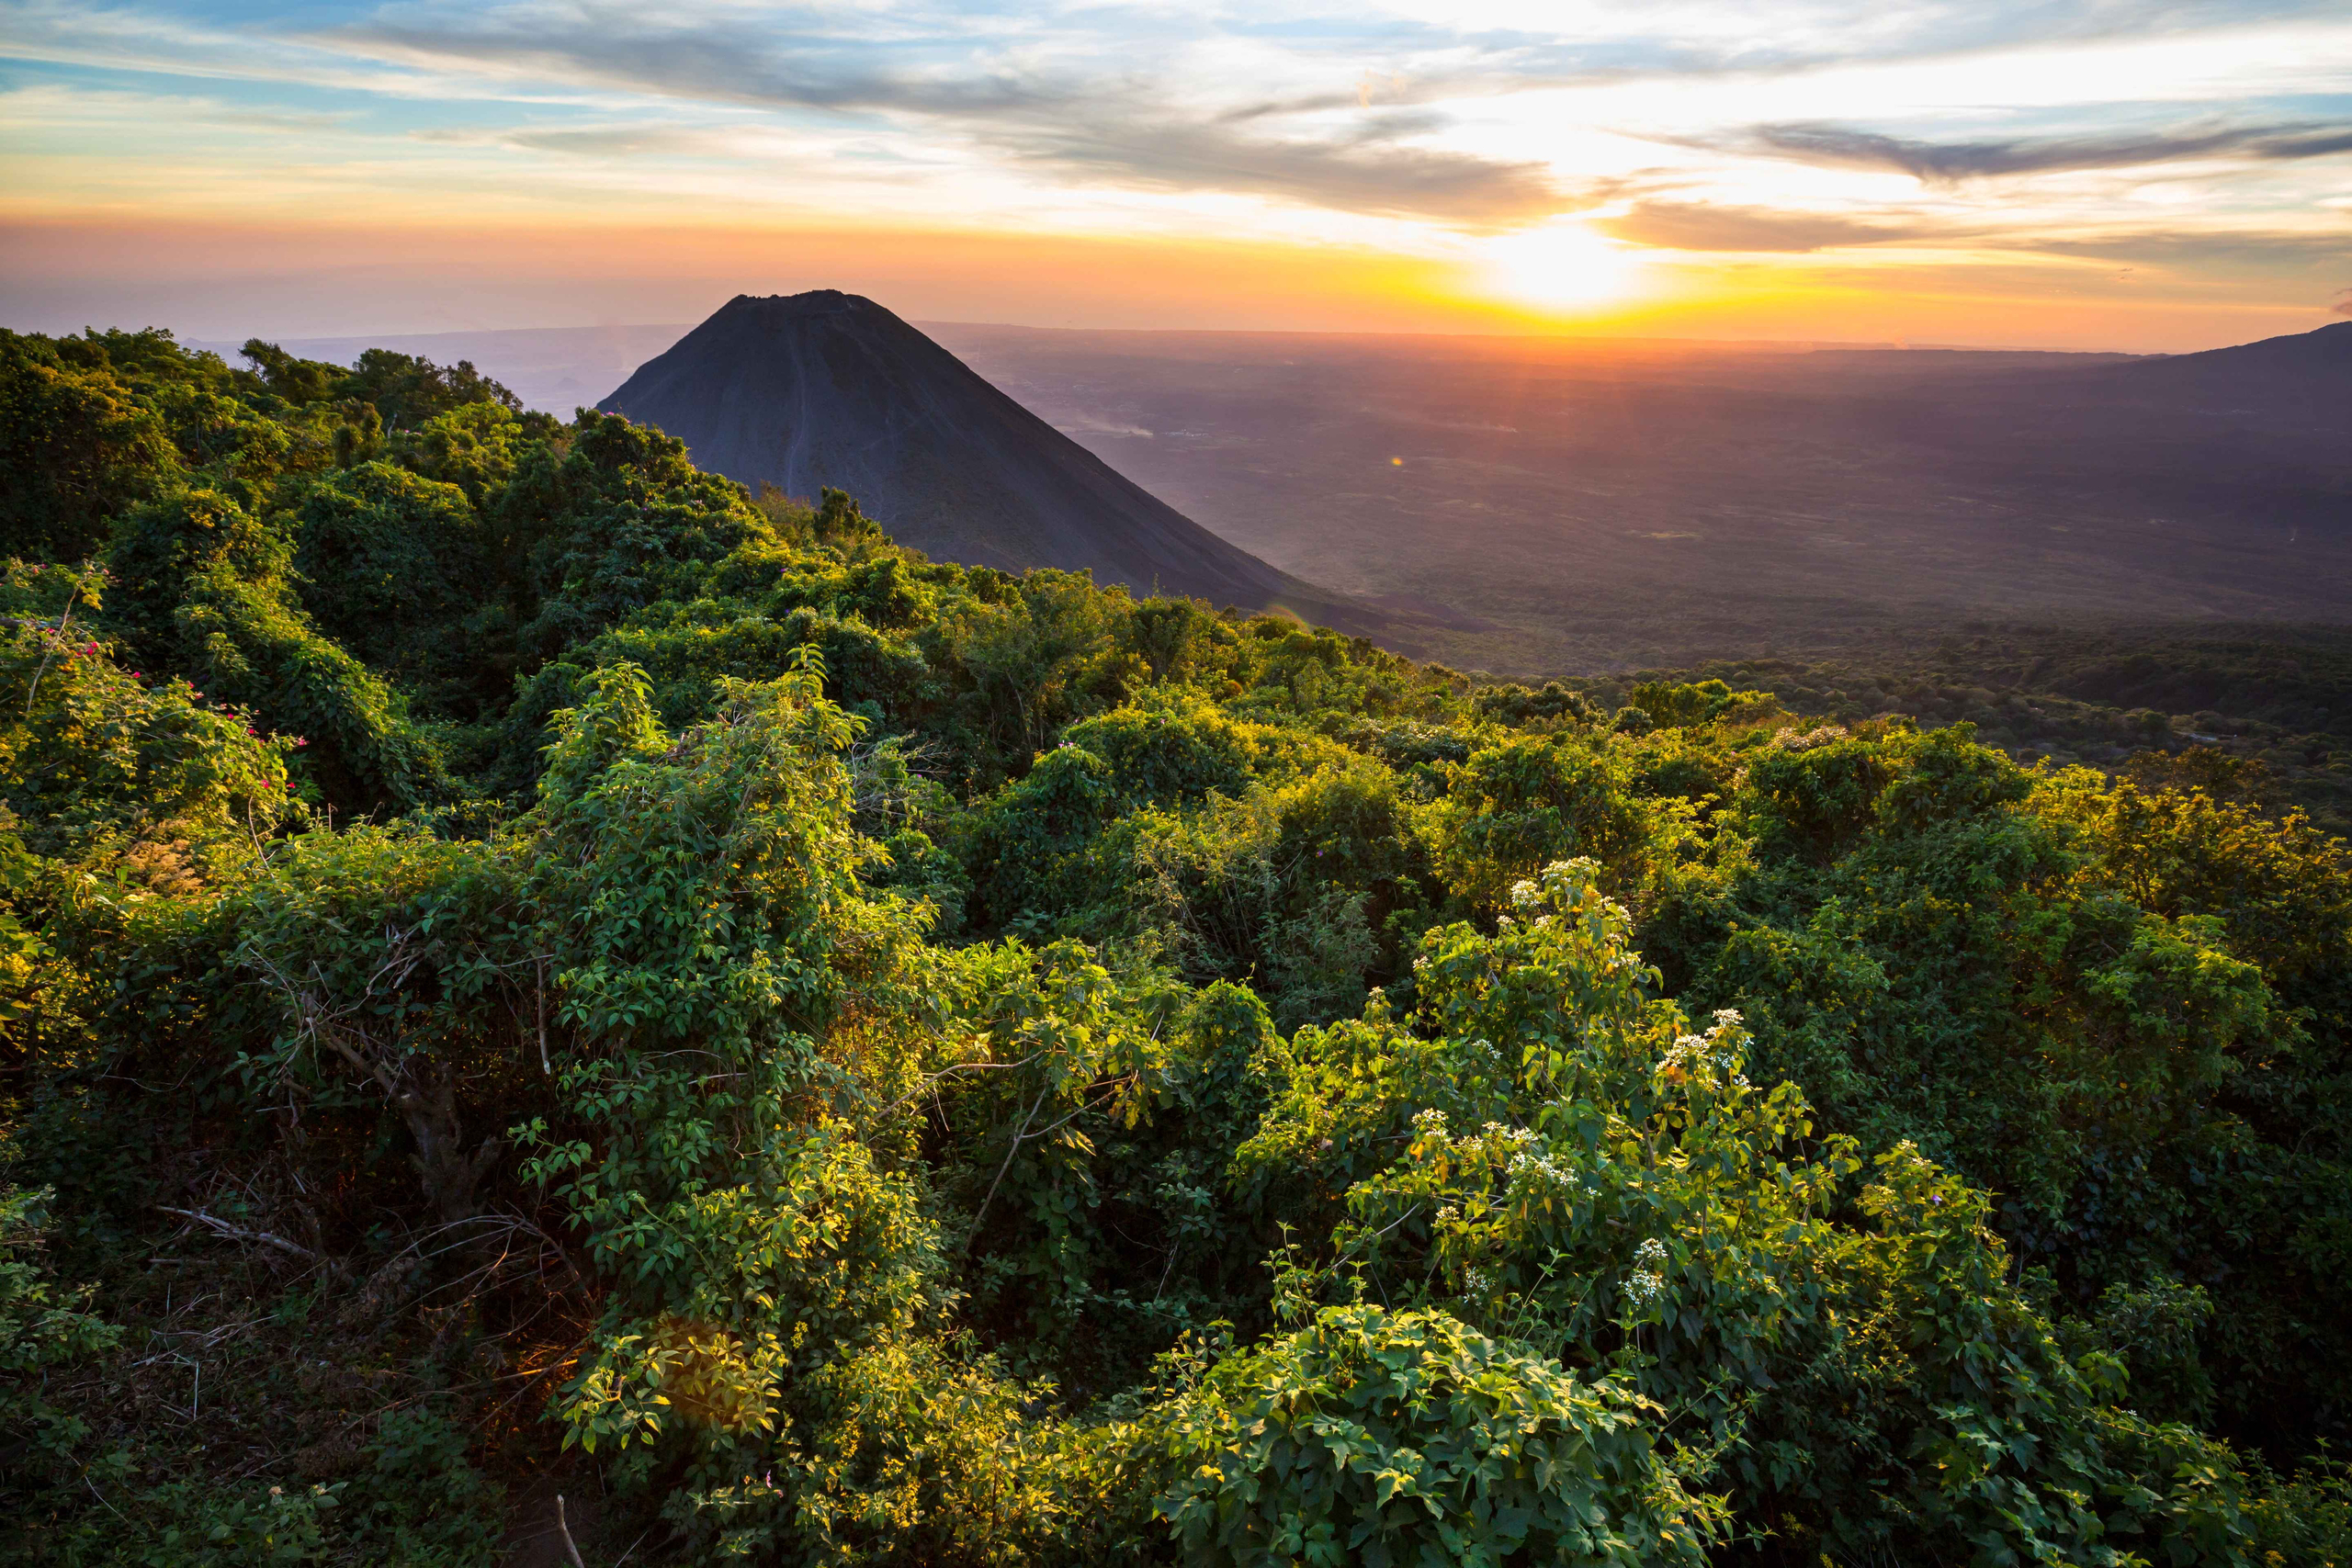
[159,1206,317,1259]
[556,1494,589,1568]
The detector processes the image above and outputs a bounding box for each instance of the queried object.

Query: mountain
[1830,318,2352,531]
[598,291,1381,629]
[2095,319,2352,417]
[2010,319,2352,430]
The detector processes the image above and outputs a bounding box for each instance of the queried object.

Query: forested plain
[2,326,2349,1565]
[937,323,2352,678]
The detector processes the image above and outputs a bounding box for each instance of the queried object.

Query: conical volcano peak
[599,293,1377,629]
[714,289,889,325]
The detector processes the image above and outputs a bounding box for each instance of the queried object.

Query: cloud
[0,80,349,134]
[1600,200,1941,252]
[479,125,729,157]
[1588,204,2351,271]
[330,7,1591,223]
[983,114,1590,224]
[15,0,2352,285]
[1716,118,2352,181]
[2333,288,2352,317]
[341,9,1059,118]
[1998,229,2350,273]
[418,107,1582,221]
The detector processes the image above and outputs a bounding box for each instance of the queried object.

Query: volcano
[2094,318,2352,420]
[599,291,1377,627]
[2004,318,2352,431]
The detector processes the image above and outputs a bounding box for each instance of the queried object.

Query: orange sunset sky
[3,0,2347,350]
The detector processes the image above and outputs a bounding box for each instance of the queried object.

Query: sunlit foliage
[0,324,2346,1565]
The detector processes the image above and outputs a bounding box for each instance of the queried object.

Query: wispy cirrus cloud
[1593,202,2352,269]
[326,3,1598,222]
[1599,200,1946,252]
[989,119,1578,224]
[414,106,1590,221]
[2004,229,2351,267]
[6,0,2352,342]
[1718,117,2352,181]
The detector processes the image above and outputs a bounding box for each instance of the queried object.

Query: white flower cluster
[1410,1107,1449,1136]
[1464,1266,1496,1296]
[1659,1028,1750,1089]
[1771,724,1848,752]
[1624,1242,1669,1309]
[1504,1142,1599,1201]
[1506,1147,1566,1182]
[1509,878,1543,910]
[1435,1205,1459,1224]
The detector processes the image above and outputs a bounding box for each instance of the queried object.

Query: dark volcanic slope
[2078,318,2352,423]
[601,291,1373,627]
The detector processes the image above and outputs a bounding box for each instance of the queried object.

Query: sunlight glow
[3,0,2344,346]
[1475,223,1645,312]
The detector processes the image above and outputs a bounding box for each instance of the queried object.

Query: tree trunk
[393,1059,501,1229]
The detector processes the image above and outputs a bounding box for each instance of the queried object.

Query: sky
[2,0,2348,349]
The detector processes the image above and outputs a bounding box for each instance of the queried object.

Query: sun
[1476,221,1644,311]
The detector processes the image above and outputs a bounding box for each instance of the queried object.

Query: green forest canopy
[1,324,2348,1565]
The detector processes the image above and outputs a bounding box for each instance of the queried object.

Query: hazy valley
[938,323,2352,671]
[232,319,2352,676]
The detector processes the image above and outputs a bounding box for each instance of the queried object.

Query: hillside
[600,291,1380,630]
[1,323,2349,1564]
[2077,318,2352,418]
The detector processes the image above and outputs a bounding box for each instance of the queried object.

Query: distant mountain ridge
[2142,318,2352,375]
[2032,319,2352,425]
[598,291,1381,629]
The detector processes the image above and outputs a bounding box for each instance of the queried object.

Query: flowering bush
[1241,860,2257,1565]
[1146,1302,1718,1568]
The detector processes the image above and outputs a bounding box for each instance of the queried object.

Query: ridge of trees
[1,325,2348,1564]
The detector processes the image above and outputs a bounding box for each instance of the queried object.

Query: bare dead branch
[158,1207,317,1259]
[556,1494,589,1568]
